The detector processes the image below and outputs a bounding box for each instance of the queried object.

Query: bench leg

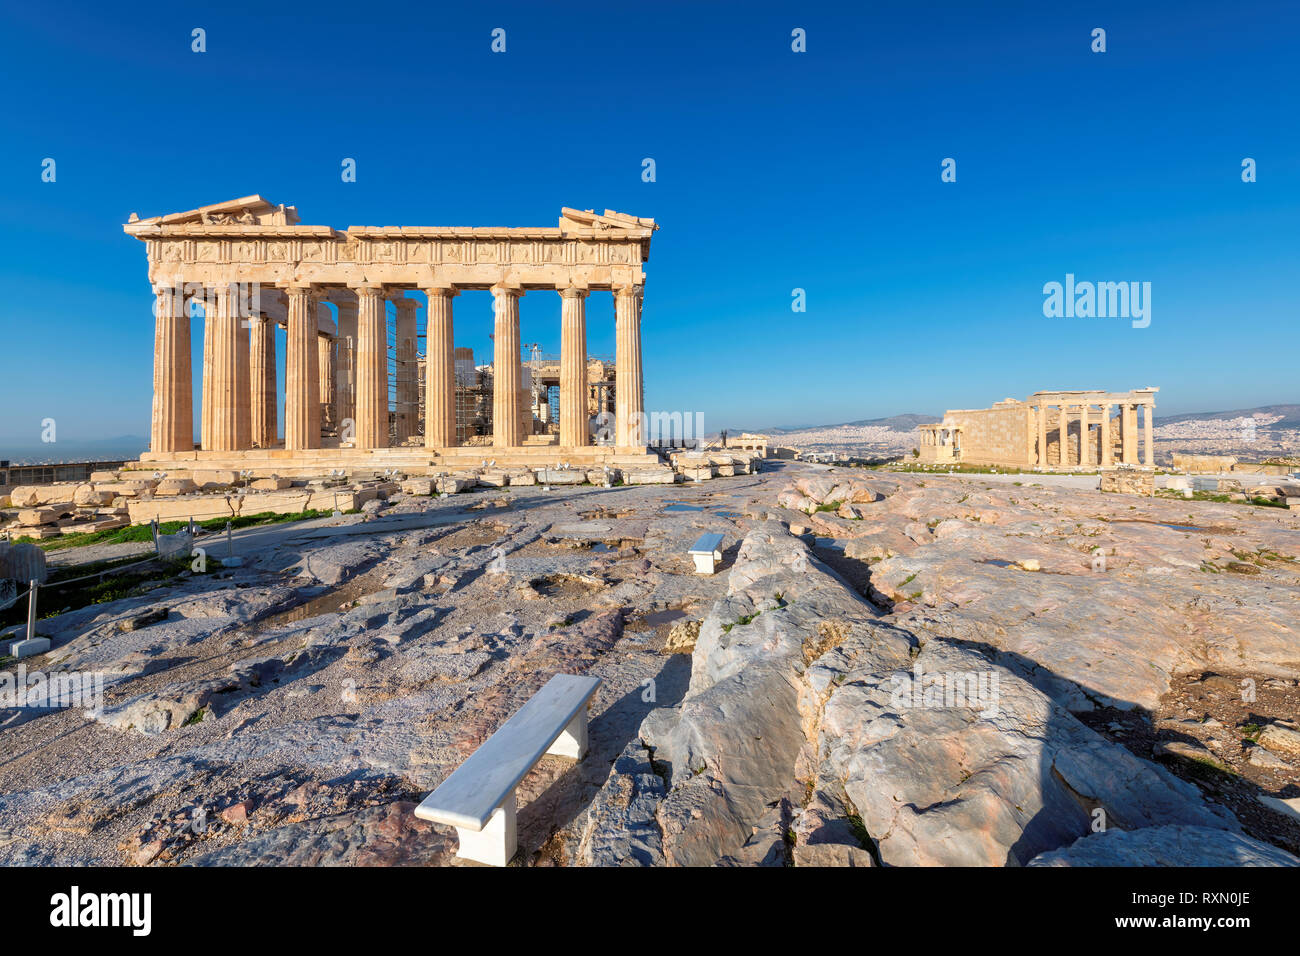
[692,553,717,575]
[454,791,517,867]
[545,710,589,759]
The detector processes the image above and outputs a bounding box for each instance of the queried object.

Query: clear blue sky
[1,0,1297,449]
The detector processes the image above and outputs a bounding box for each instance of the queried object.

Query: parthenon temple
[125,196,659,473]
[918,388,1159,469]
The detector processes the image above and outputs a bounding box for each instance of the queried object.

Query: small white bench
[414,673,601,866]
[688,533,725,574]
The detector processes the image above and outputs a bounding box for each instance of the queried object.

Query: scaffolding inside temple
[322,303,621,447]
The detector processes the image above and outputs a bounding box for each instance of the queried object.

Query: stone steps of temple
[132,446,671,478]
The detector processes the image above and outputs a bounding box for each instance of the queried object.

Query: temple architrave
[125,196,659,475]
[918,388,1158,470]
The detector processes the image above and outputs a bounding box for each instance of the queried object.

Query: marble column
[1122,404,1137,463]
[334,299,357,442]
[1036,405,1047,466]
[615,285,644,449]
[200,289,213,452]
[423,288,457,448]
[393,296,419,442]
[150,283,193,454]
[559,286,589,448]
[354,285,389,449]
[234,291,251,451]
[202,283,245,452]
[1057,404,1069,467]
[1079,404,1092,466]
[1101,404,1113,466]
[285,285,321,451]
[1142,403,1154,466]
[249,314,277,448]
[318,332,336,436]
[491,285,523,447]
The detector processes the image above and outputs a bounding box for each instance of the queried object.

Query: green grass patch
[32,508,352,551]
[721,610,762,634]
[1154,489,1288,509]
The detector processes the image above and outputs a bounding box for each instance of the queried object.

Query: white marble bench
[414,673,601,866]
[688,532,725,574]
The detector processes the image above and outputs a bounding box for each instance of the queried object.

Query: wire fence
[2,518,227,654]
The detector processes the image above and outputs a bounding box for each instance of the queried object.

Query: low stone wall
[1171,453,1237,473]
[125,486,382,525]
[1100,468,1154,496]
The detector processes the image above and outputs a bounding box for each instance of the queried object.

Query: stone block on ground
[9,484,80,508]
[191,470,239,490]
[435,476,475,495]
[535,468,585,485]
[250,477,293,491]
[73,485,117,507]
[92,480,155,498]
[1100,468,1155,496]
[624,469,676,485]
[17,507,69,527]
[154,478,199,497]
[399,478,436,496]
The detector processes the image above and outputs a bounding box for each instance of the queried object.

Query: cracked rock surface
[3,463,1299,866]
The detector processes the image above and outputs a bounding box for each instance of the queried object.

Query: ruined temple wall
[952,404,1033,466]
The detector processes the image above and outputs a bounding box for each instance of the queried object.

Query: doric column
[1023,411,1034,466]
[200,289,212,452]
[202,283,243,452]
[615,285,645,449]
[354,284,389,449]
[559,285,589,447]
[1121,404,1137,463]
[393,296,419,442]
[284,284,321,451]
[1036,405,1047,466]
[1142,402,1154,466]
[423,287,457,448]
[1057,404,1069,467]
[334,299,357,441]
[150,283,193,454]
[491,284,523,447]
[233,290,251,451]
[1079,404,1092,466]
[249,313,277,448]
[1101,404,1113,466]
[318,331,336,436]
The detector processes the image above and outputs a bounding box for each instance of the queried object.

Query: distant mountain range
[1154,404,1300,429]
[759,413,938,435]
[756,405,1300,436]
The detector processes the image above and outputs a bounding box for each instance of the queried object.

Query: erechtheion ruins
[124,196,659,475]
[918,388,1159,469]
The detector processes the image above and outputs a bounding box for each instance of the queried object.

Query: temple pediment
[559,208,657,234]
[126,195,300,227]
